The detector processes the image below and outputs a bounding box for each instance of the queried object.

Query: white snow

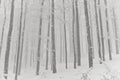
[0,54,119,80]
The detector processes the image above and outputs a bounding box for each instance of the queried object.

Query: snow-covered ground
[0,54,119,80]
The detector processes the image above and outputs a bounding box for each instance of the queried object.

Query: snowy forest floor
[1,54,120,80]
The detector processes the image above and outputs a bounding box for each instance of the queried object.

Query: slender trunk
[4,0,15,79]
[94,0,102,63]
[46,1,51,70]
[46,21,50,70]
[75,0,81,66]
[0,3,6,57]
[18,2,27,75]
[98,0,105,61]
[63,0,68,69]
[88,0,94,59]
[104,0,112,60]
[15,0,24,80]
[36,0,45,75]
[51,0,57,73]
[112,8,119,54]
[72,0,76,69]
[84,0,93,68]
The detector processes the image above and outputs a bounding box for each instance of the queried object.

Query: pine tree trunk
[63,0,68,69]
[18,2,27,75]
[94,0,102,63]
[4,0,15,79]
[98,0,105,61]
[0,3,6,57]
[88,0,94,59]
[51,0,57,73]
[72,0,76,69]
[84,0,93,68]
[15,0,24,80]
[75,0,81,66]
[46,1,51,70]
[36,0,45,75]
[104,0,112,60]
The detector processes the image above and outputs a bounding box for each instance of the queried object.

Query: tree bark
[36,0,45,75]
[18,2,27,75]
[51,0,57,73]
[104,0,112,60]
[94,0,102,63]
[72,0,76,69]
[98,0,105,61]
[4,0,15,79]
[63,0,68,69]
[84,0,93,68]
[0,2,6,57]
[15,0,24,80]
[75,0,81,66]
[46,0,51,70]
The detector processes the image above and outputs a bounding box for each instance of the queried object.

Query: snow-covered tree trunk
[84,0,93,68]
[4,0,15,79]
[63,0,68,69]
[98,0,105,61]
[36,0,45,75]
[94,0,102,63]
[0,1,6,57]
[46,0,51,70]
[75,0,81,66]
[72,0,76,69]
[51,0,57,73]
[104,0,112,60]
[15,0,24,79]
[18,2,28,75]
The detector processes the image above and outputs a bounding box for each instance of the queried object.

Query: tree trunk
[46,0,51,70]
[88,0,94,59]
[4,0,15,79]
[36,0,45,75]
[72,0,76,69]
[104,0,112,60]
[51,0,57,73]
[15,0,24,80]
[18,2,27,75]
[98,0,105,61]
[0,2,6,57]
[63,0,68,69]
[94,0,102,63]
[84,0,93,68]
[75,0,81,66]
